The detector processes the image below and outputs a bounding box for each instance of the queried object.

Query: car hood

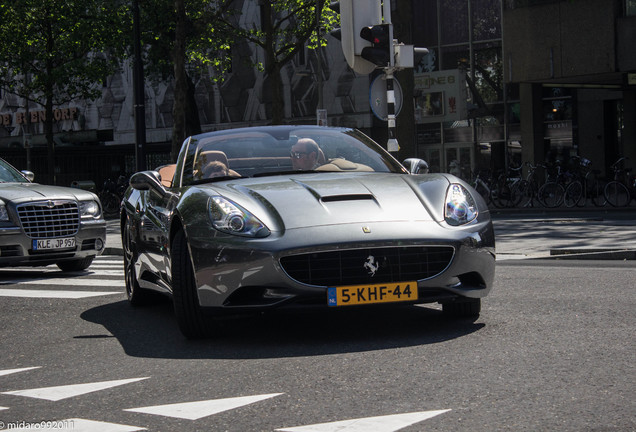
[204,172,451,230]
[0,183,96,204]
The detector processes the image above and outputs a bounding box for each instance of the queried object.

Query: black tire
[564,181,583,208]
[538,182,565,208]
[442,298,481,319]
[57,256,94,272]
[123,216,150,306]
[171,229,214,339]
[604,181,630,207]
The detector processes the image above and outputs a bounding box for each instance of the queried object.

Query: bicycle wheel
[604,181,630,207]
[100,192,121,216]
[538,182,565,208]
[588,178,605,207]
[564,181,583,208]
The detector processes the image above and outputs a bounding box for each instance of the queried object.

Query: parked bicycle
[470,169,496,208]
[563,156,604,207]
[99,175,129,217]
[604,157,632,207]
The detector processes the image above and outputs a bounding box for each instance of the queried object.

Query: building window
[627,0,636,16]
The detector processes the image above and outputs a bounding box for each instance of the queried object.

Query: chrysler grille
[280,246,455,286]
[17,201,80,238]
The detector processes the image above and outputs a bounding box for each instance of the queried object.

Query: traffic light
[359,24,391,67]
[328,0,382,74]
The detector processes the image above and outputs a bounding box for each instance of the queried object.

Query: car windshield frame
[176,126,407,187]
[0,158,29,183]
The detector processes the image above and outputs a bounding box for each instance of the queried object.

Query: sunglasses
[290,151,310,159]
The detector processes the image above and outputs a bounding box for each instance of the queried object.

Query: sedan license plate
[33,237,76,251]
[327,281,417,307]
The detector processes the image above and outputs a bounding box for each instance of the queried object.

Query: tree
[224,0,337,125]
[0,0,128,184]
[139,0,235,160]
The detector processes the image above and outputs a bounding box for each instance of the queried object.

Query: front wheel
[171,229,215,339]
[538,182,565,208]
[564,181,583,208]
[604,181,630,207]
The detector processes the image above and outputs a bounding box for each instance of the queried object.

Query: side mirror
[21,170,35,182]
[403,158,429,174]
[130,171,168,197]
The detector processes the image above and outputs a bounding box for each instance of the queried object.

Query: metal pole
[132,0,147,172]
[383,0,398,152]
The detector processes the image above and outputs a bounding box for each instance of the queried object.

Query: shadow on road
[80,298,485,360]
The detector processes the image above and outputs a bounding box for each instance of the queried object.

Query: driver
[290,138,321,170]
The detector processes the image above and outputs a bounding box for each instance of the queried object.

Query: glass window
[413,1,438,47]
[441,0,469,45]
[441,45,469,70]
[627,0,636,16]
[472,0,502,40]
[474,43,503,104]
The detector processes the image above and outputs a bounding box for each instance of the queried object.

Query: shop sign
[414,70,467,124]
[0,107,78,127]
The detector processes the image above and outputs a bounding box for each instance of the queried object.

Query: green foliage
[0,0,128,105]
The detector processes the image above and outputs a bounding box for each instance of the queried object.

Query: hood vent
[320,194,374,203]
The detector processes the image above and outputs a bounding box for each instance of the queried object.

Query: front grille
[17,201,79,238]
[280,246,455,287]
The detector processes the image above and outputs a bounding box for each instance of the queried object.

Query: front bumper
[188,219,495,311]
[0,219,107,267]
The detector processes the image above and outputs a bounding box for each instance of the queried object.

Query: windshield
[179,126,407,186]
[0,159,29,183]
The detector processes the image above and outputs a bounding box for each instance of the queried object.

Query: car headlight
[0,200,9,222]
[445,184,478,226]
[209,196,270,238]
[80,200,102,219]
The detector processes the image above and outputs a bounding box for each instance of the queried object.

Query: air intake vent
[280,246,454,287]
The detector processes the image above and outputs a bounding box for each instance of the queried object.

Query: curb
[547,248,636,260]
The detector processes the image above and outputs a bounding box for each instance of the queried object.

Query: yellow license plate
[327,281,418,307]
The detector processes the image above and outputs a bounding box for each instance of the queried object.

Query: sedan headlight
[80,200,102,219]
[445,184,478,226]
[0,200,9,222]
[209,196,270,238]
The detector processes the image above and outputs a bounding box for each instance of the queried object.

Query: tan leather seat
[156,164,176,187]
[197,150,240,179]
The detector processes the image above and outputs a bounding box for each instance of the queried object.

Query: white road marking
[0,406,7,411]
[2,377,149,402]
[276,410,451,432]
[124,393,284,420]
[1,418,145,432]
[1,278,123,287]
[0,366,41,377]
[0,289,121,299]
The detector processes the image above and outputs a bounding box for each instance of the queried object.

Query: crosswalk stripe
[2,278,123,287]
[276,410,452,432]
[124,393,284,420]
[3,418,145,432]
[2,377,149,402]
[0,289,121,299]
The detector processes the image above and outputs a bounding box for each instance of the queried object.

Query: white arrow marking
[0,406,7,411]
[0,366,41,377]
[125,393,284,420]
[0,289,120,299]
[2,418,145,432]
[276,410,451,432]
[2,377,149,401]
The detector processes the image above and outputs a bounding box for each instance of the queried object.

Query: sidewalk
[104,207,636,261]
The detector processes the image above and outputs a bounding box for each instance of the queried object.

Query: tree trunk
[171,0,188,162]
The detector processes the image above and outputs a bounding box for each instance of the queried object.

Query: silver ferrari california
[121,126,495,338]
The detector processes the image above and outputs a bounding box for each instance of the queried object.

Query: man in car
[290,138,322,171]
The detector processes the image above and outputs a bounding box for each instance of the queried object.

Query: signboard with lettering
[414,70,467,124]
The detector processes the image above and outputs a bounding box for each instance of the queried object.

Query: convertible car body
[0,158,106,270]
[121,126,495,338]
